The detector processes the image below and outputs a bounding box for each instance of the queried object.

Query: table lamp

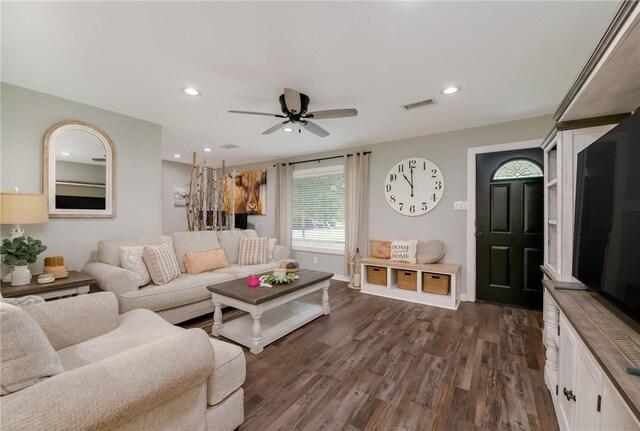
[0,190,49,239]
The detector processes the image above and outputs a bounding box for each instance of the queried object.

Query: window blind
[292,165,345,252]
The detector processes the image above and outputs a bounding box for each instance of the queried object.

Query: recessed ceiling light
[182,87,201,96]
[61,151,73,156]
[442,86,461,95]
[173,154,182,158]
[283,126,294,132]
[203,147,212,152]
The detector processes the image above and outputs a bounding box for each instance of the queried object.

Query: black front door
[476,148,544,309]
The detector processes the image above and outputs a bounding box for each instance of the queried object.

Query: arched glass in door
[492,159,543,180]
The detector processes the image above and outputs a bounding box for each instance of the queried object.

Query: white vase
[11,265,32,286]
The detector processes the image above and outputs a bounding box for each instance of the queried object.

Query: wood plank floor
[182,281,558,431]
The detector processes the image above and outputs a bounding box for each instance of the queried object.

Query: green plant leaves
[0,236,47,266]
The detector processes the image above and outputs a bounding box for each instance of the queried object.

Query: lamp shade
[0,193,49,225]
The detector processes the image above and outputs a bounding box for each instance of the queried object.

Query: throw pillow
[238,237,268,265]
[142,244,181,285]
[171,231,221,273]
[119,246,151,287]
[184,248,230,275]
[0,303,64,395]
[390,240,418,264]
[267,238,277,261]
[416,240,446,264]
[370,240,392,259]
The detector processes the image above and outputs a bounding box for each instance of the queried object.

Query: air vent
[220,144,240,150]
[401,98,437,111]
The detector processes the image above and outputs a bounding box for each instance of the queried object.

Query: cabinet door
[557,315,577,431]
[575,348,602,430]
[601,378,640,430]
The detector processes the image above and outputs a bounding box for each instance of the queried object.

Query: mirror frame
[43,120,116,218]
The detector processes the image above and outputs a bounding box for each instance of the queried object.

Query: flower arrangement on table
[259,272,298,288]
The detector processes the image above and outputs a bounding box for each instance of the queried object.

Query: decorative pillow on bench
[390,240,418,264]
[416,240,446,264]
[370,240,391,259]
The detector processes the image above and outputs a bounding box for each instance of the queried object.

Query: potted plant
[1,236,47,286]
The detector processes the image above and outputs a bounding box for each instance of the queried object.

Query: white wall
[1,83,162,274]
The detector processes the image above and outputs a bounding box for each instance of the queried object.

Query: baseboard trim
[460,294,474,302]
[332,274,349,282]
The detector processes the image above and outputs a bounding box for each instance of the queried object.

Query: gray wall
[161,160,190,234]
[367,115,553,296]
[190,115,553,285]
[1,83,162,274]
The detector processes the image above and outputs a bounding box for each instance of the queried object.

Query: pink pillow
[184,248,229,275]
[370,240,391,259]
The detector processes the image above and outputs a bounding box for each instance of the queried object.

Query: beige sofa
[0,292,245,431]
[83,230,289,323]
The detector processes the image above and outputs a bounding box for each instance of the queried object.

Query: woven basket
[422,272,450,295]
[397,270,417,291]
[44,256,64,267]
[366,266,387,286]
[44,265,69,279]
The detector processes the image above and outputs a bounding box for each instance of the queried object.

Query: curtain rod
[273,151,371,167]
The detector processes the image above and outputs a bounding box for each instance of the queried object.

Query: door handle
[475,231,485,238]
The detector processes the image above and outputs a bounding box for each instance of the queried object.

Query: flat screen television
[572,109,640,323]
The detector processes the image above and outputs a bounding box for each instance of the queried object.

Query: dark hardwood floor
[183,281,558,431]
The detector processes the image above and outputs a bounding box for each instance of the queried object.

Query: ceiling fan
[229,88,358,138]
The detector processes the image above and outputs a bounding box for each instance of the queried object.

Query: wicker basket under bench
[360,257,461,310]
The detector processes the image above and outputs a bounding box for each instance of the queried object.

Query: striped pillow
[237,237,268,265]
[142,244,181,285]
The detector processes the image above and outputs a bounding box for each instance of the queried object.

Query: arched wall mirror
[43,121,116,217]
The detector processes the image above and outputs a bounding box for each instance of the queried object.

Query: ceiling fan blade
[305,108,358,119]
[301,120,330,138]
[262,122,287,135]
[229,110,286,118]
[92,157,106,162]
[284,88,301,114]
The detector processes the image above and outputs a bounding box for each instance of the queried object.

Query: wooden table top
[207,268,333,305]
[1,270,96,298]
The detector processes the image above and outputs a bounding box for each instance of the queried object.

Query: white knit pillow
[119,246,151,287]
[142,244,181,285]
[238,237,268,265]
[390,240,418,264]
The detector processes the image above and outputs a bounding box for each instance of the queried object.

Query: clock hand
[410,168,414,197]
[401,173,413,189]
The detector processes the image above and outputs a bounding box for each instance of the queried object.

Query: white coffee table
[207,269,333,354]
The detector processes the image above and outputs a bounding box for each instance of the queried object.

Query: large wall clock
[384,157,444,216]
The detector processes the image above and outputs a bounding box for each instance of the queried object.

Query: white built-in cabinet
[542,126,615,282]
[544,289,640,431]
[541,124,640,430]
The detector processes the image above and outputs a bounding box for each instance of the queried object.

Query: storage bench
[360,257,461,310]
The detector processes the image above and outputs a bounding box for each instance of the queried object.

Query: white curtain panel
[275,163,293,254]
[345,152,370,274]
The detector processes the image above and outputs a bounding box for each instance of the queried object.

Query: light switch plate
[454,201,467,210]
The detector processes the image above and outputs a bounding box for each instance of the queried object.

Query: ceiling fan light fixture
[283,126,294,132]
[182,87,201,96]
[442,86,461,95]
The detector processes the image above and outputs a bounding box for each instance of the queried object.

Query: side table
[0,270,96,300]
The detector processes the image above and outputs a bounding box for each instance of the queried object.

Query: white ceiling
[1,1,621,166]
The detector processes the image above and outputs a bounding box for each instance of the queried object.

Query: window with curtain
[291,165,345,253]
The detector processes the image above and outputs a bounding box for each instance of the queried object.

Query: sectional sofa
[82,229,289,323]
